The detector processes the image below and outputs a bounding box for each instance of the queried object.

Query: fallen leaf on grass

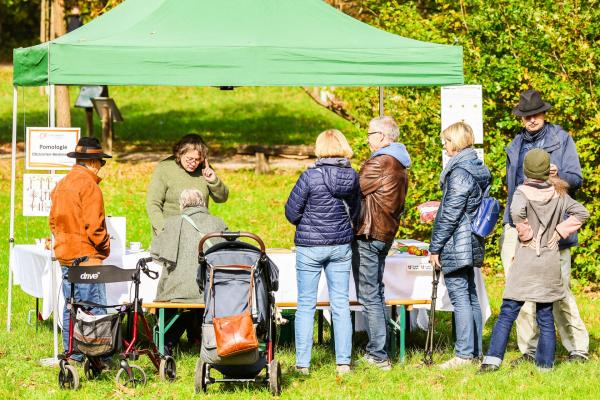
[116,383,136,396]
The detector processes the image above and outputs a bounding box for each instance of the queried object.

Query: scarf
[439,147,478,188]
[522,122,549,143]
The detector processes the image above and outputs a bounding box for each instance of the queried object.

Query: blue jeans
[61,266,107,361]
[484,299,555,368]
[444,267,482,359]
[295,245,352,367]
[351,238,392,362]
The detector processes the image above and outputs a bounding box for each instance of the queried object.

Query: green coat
[151,206,227,303]
[146,156,228,235]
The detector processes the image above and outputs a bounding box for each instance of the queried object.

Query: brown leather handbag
[211,267,258,357]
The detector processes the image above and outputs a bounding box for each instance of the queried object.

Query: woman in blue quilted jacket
[285,129,360,376]
[429,122,492,369]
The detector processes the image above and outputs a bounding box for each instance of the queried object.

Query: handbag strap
[182,214,213,249]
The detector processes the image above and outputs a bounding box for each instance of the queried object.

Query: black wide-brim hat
[67,136,112,159]
[512,89,552,117]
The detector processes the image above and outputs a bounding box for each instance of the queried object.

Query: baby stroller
[194,232,281,395]
[58,256,176,389]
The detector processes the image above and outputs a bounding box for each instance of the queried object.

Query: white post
[378,86,384,117]
[50,84,59,363]
[7,86,18,332]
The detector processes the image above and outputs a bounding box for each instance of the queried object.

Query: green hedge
[339,0,599,283]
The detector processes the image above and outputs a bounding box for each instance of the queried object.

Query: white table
[10,245,491,323]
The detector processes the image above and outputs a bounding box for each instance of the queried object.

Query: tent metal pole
[49,84,55,127]
[7,86,18,332]
[378,86,384,116]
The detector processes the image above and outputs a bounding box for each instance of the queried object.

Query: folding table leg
[399,305,406,363]
[158,308,165,355]
[36,298,39,332]
[317,310,323,344]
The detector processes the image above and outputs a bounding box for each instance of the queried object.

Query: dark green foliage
[338,0,599,282]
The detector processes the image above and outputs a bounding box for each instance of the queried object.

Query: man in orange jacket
[49,137,112,361]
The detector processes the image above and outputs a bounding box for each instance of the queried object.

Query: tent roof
[13,0,463,87]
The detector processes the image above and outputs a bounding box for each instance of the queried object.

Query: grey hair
[368,116,399,142]
[179,189,206,210]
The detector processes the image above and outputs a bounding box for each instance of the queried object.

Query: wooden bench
[143,302,206,355]
[277,299,432,363]
[143,299,431,362]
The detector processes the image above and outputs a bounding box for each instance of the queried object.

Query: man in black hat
[501,89,588,363]
[49,137,112,363]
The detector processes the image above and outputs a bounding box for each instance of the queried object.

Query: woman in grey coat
[481,149,589,372]
[151,188,227,353]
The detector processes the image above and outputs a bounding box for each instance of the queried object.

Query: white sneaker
[439,356,472,369]
[336,364,351,375]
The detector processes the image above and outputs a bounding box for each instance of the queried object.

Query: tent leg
[7,86,18,332]
[378,86,384,117]
[49,84,55,127]
[50,84,60,363]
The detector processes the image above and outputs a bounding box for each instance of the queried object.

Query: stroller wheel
[159,356,177,382]
[194,358,208,393]
[115,364,147,387]
[84,359,101,380]
[58,364,80,390]
[268,359,281,396]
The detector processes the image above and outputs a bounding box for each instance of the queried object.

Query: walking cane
[423,264,441,366]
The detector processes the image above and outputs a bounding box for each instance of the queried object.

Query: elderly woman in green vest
[147,134,229,236]
[151,188,227,354]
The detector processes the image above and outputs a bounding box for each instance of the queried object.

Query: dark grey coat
[429,148,492,274]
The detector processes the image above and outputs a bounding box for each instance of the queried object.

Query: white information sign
[442,148,484,169]
[441,85,483,144]
[22,174,65,216]
[26,127,80,170]
[105,216,127,266]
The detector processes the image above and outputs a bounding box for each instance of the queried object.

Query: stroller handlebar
[198,231,266,254]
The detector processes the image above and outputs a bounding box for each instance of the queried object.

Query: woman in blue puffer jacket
[429,122,492,369]
[285,129,360,376]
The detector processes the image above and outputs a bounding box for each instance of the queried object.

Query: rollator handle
[72,256,89,267]
[136,257,159,280]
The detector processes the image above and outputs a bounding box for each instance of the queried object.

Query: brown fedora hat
[67,136,112,159]
[512,89,552,117]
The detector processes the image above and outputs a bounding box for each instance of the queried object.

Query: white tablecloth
[10,245,490,323]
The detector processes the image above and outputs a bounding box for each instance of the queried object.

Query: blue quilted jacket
[285,158,360,246]
[429,148,492,273]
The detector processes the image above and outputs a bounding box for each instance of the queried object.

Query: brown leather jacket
[356,154,408,243]
[49,165,110,266]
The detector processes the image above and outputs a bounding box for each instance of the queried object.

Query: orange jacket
[49,165,110,266]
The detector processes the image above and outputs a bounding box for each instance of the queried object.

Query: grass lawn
[0,66,599,399]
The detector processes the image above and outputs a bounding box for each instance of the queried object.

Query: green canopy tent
[13,0,462,87]
[7,0,464,362]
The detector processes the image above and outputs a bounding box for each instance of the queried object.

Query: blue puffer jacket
[285,158,360,246]
[429,148,492,273]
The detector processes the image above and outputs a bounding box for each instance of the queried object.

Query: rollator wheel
[159,356,177,382]
[115,364,147,387]
[194,358,208,393]
[58,364,80,390]
[268,359,281,396]
[84,359,101,380]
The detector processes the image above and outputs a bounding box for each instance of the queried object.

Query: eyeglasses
[367,131,382,136]
[182,155,202,164]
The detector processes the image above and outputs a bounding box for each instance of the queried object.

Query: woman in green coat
[146,134,229,236]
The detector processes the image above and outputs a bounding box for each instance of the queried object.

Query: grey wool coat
[150,206,227,303]
[504,180,589,303]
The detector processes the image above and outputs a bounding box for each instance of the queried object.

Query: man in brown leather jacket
[353,116,410,370]
[49,136,112,361]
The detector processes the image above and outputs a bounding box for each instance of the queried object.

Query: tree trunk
[51,0,71,127]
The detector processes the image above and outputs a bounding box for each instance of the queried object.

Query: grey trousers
[500,224,589,357]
